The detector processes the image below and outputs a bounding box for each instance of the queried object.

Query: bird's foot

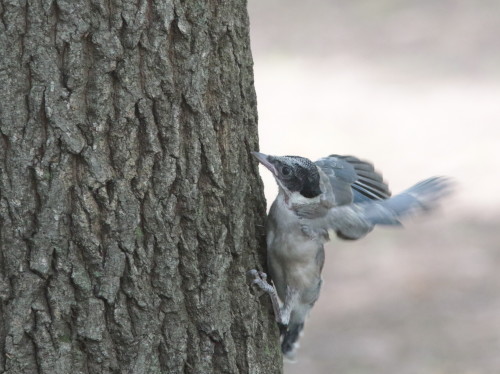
[247,269,274,293]
[247,269,284,324]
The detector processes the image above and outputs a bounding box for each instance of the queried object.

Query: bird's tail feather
[281,322,304,359]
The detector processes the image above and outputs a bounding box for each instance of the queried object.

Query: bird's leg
[279,286,299,326]
[248,269,288,325]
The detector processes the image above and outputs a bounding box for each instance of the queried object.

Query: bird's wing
[360,176,452,225]
[295,176,453,240]
[315,155,391,206]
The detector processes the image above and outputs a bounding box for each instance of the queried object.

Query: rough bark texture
[0,0,281,373]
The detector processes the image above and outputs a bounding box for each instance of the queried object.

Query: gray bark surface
[0,0,281,373]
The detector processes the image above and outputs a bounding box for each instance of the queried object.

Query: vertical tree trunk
[0,0,281,373]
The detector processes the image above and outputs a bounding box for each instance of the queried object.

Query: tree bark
[0,0,281,373]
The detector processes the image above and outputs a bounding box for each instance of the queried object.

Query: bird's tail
[280,322,304,360]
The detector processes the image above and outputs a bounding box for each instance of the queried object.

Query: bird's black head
[252,152,322,198]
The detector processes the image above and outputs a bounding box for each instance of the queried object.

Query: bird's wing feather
[361,176,452,225]
[294,176,453,240]
[315,155,391,205]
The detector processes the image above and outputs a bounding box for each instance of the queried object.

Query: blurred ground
[248,1,500,373]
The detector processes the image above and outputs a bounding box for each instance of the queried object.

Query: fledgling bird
[249,151,452,359]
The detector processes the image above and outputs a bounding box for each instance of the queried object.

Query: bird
[248,151,452,359]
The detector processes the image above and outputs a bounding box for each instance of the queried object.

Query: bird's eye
[281,166,291,176]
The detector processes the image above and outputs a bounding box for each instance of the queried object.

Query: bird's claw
[248,269,274,294]
[247,269,284,324]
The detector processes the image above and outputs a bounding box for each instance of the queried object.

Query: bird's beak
[251,151,278,175]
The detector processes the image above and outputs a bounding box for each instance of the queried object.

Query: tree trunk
[0,0,281,373]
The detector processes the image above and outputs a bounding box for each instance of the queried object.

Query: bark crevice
[0,0,281,373]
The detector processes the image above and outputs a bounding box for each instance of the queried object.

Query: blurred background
[248,1,500,373]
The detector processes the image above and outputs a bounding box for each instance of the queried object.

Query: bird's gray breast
[266,197,326,301]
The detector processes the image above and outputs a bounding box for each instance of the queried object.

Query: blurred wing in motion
[361,176,453,225]
[295,176,454,240]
